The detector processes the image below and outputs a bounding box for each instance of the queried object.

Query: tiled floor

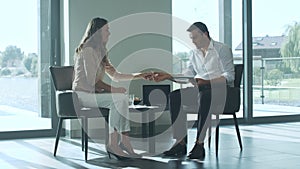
[2,103,300,132]
[1,122,300,169]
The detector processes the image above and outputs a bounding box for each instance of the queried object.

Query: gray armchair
[49,65,109,161]
[208,64,244,156]
[185,64,243,156]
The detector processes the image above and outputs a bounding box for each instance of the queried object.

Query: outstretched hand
[111,87,126,93]
[137,71,172,82]
[139,72,155,80]
[153,72,172,82]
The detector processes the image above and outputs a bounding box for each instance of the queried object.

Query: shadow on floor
[87,156,205,169]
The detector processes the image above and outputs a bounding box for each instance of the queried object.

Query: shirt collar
[208,39,214,50]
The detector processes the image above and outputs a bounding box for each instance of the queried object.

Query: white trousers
[76,91,130,134]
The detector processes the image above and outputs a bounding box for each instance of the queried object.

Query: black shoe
[119,143,142,158]
[163,143,187,156]
[106,146,131,160]
[187,143,205,159]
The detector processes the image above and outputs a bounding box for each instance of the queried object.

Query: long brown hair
[75,17,108,54]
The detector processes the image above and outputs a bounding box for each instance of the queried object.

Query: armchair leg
[233,114,243,151]
[81,118,85,151]
[54,118,63,156]
[84,117,88,161]
[104,116,109,146]
[208,114,212,149]
[215,115,220,156]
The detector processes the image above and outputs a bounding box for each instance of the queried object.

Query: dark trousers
[169,85,226,143]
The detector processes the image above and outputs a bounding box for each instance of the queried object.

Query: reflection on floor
[2,103,300,132]
[1,122,300,169]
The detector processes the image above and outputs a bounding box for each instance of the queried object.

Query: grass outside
[253,78,300,106]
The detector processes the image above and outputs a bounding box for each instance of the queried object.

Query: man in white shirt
[153,22,234,159]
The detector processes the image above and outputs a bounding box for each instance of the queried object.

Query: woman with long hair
[72,17,150,160]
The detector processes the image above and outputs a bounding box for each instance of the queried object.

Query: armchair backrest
[49,66,79,117]
[234,64,244,88]
[49,66,74,91]
[223,64,244,113]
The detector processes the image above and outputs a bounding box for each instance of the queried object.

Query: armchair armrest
[56,90,81,117]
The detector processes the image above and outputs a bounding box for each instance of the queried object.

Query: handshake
[138,72,172,82]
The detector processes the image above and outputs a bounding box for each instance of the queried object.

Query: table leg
[142,113,148,138]
[148,112,155,153]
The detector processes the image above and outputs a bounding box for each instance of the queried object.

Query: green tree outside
[265,69,284,86]
[0,45,38,77]
[280,22,300,73]
[173,51,190,73]
[0,45,24,67]
[23,53,38,77]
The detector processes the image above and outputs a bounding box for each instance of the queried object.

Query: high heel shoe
[106,146,131,160]
[119,142,142,158]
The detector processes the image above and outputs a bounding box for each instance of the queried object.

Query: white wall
[61,0,173,136]
[62,0,172,95]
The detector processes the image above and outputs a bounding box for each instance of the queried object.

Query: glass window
[172,0,229,121]
[232,0,243,118]
[252,0,300,117]
[0,0,53,133]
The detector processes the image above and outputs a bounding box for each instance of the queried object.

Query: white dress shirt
[183,39,235,87]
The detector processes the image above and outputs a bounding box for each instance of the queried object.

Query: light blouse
[72,47,116,93]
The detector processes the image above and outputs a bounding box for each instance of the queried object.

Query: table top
[129,105,159,109]
[129,105,165,113]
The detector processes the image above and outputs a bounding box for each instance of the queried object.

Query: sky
[0,0,38,54]
[172,0,300,53]
[0,0,300,55]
